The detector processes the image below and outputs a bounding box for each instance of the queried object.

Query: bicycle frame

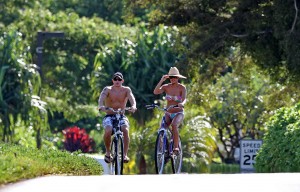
[158,116,174,156]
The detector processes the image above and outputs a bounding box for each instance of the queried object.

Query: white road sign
[240,139,263,171]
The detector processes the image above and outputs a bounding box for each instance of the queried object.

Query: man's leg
[122,125,130,159]
[103,126,113,155]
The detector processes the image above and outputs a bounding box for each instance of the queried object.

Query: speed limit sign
[240,139,263,172]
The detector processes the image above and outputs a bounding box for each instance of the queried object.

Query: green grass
[0,142,103,185]
[209,163,240,173]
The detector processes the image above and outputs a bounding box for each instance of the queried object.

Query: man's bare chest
[108,89,127,101]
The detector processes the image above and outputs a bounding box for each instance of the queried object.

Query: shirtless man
[153,67,187,155]
[98,72,137,163]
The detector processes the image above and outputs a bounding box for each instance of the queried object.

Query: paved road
[1,173,300,192]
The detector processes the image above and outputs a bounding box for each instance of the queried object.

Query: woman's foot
[123,156,130,163]
[173,148,180,156]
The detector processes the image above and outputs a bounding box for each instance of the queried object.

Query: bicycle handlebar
[99,107,132,114]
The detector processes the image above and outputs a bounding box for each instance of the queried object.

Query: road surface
[1,173,300,192]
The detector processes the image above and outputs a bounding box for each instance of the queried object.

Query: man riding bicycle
[98,72,137,163]
[153,67,187,155]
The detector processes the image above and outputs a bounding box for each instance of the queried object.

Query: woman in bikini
[153,67,187,155]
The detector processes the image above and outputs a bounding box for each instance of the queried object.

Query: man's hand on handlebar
[98,106,106,111]
[128,106,137,113]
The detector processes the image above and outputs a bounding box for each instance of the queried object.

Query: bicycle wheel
[111,135,124,175]
[155,130,166,174]
[171,137,183,174]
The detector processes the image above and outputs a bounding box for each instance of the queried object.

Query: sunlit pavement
[1,173,300,192]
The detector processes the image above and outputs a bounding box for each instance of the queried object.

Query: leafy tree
[0,29,45,145]
[37,0,126,24]
[131,0,300,83]
[190,51,300,162]
[0,0,131,26]
[0,0,35,26]
[7,7,136,134]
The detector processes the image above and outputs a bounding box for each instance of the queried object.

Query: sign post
[240,139,263,172]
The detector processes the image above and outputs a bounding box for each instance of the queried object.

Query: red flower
[63,126,95,153]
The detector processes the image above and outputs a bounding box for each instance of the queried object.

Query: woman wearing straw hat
[153,67,187,155]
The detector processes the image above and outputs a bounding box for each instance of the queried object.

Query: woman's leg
[170,113,184,150]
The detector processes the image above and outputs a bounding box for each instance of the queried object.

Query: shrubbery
[0,142,103,185]
[255,103,300,172]
[63,126,95,153]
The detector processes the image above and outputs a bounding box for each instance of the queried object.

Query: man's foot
[123,156,130,163]
[104,154,113,163]
[173,148,180,156]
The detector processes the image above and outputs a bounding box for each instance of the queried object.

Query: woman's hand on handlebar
[177,103,184,108]
[166,104,184,111]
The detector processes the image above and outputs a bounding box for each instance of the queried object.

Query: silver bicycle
[103,107,131,175]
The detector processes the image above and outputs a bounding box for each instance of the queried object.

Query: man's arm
[98,87,109,110]
[127,87,137,113]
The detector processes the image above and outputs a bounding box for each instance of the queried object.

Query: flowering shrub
[62,126,95,153]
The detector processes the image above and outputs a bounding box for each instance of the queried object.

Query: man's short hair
[113,72,123,79]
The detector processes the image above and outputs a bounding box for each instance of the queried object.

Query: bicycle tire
[155,130,166,174]
[171,136,183,174]
[110,138,115,175]
[114,135,124,175]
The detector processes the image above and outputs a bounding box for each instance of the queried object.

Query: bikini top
[165,94,182,102]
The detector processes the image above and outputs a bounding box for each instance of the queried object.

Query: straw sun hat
[167,67,186,79]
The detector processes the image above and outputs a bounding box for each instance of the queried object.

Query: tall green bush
[0,29,44,144]
[255,103,300,172]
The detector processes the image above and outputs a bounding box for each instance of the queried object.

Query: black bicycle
[146,104,183,174]
[103,107,131,175]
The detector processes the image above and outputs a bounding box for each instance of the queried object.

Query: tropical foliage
[255,103,300,172]
[132,0,300,83]
[189,50,300,162]
[0,30,46,147]
[1,0,300,175]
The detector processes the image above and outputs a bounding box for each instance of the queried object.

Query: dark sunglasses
[169,76,178,79]
[113,78,122,81]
